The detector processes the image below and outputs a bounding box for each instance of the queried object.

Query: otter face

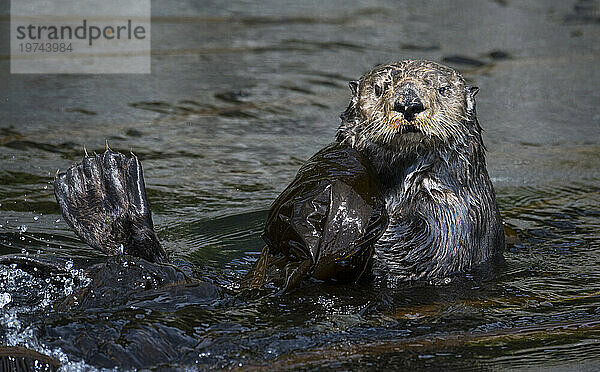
[342,60,479,149]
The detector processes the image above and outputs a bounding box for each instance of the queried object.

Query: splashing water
[0,260,96,370]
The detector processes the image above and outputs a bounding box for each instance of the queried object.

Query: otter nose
[393,87,425,121]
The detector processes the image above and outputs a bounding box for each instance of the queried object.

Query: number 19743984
[19,43,73,53]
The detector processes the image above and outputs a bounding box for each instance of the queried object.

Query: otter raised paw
[248,143,388,292]
[54,146,167,263]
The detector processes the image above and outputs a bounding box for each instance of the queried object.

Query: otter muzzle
[393,87,425,122]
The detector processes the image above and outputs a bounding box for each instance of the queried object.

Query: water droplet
[33,216,39,221]
[18,225,28,233]
[0,293,12,308]
[55,219,60,223]
[65,261,73,270]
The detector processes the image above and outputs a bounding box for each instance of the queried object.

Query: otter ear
[466,86,479,112]
[348,80,359,96]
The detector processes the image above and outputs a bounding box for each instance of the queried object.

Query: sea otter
[0,59,505,371]
[252,59,505,289]
[15,59,503,294]
[339,60,505,283]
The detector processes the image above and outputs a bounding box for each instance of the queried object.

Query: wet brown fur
[337,60,504,283]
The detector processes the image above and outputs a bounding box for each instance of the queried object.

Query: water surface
[0,0,599,370]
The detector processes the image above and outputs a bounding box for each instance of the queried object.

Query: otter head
[339,60,480,152]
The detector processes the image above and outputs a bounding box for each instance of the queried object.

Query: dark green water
[0,0,599,370]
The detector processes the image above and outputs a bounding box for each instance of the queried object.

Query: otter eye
[438,86,450,95]
[374,84,383,98]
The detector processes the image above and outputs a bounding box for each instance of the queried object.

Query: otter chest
[385,168,460,215]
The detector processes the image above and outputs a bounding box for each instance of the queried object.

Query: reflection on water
[0,0,599,369]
